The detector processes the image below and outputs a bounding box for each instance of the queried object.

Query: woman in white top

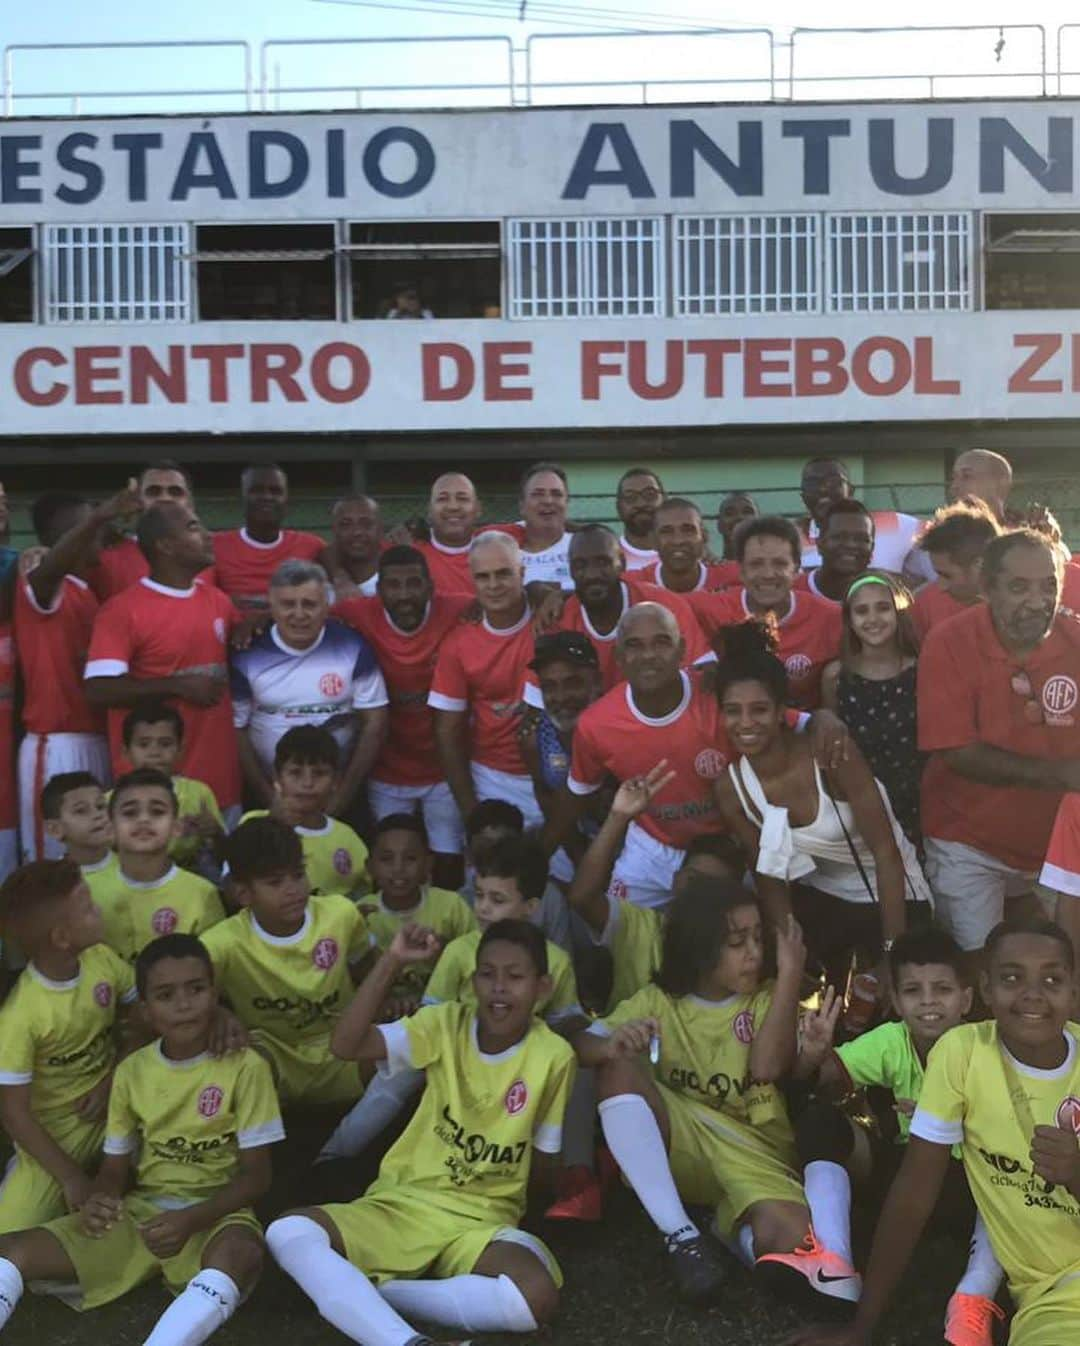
[712,622,931,993]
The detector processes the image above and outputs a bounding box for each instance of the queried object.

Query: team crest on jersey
[333,848,352,876]
[607,876,628,902]
[213,617,226,644]
[784,653,813,681]
[1056,1095,1080,1134]
[732,1010,755,1044]
[1042,675,1078,726]
[319,672,345,697]
[93,981,113,1008]
[312,937,339,970]
[197,1085,224,1118]
[152,907,179,935]
[505,1079,528,1115]
[694,748,727,779]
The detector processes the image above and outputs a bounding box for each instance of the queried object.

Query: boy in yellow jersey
[0,932,284,1346]
[40,771,119,908]
[268,918,576,1345]
[365,813,474,1015]
[121,700,224,876]
[241,726,370,899]
[94,768,225,961]
[0,859,137,1233]
[792,917,1080,1346]
[203,816,373,1108]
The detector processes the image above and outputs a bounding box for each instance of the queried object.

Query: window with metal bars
[826,213,971,312]
[44,223,189,323]
[507,217,664,319]
[674,215,819,315]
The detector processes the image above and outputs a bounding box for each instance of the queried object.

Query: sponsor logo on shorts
[784,653,813,681]
[1043,675,1078,725]
[197,1085,224,1118]
[333,847,352,876]
[93,981,113,1008]
[733,1010,755,1044]
[505,1079,528,1115]
[694,748,727,779]
[1056,1095,1080,1134]
[319,671,345,697]
[152,907,179,935]
[312,936,339,970]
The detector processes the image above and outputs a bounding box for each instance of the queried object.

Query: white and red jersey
[491,522,572,591]
[569,669,731,849]
[14,574,103,736]
[801,511,924,575]
[643,559,739,594]
[212,528,325,610]
[1041,792,1080,897]
[85,578,241,808]
[688,587,842,710]
[334,593,472,786]
[793,570,841,605]
[428,607,535,774]
[86,537,149,601]
[618,536,658,572]
[414,538,474,596]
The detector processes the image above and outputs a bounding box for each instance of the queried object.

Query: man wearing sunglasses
[918,529,1080,960]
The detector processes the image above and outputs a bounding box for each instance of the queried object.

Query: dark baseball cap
[528,632,600,672]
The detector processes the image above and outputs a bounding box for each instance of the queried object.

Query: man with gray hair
[230,557,388,811]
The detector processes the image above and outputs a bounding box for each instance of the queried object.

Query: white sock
[954,1212,1004,1300]
[598,1094,697,1242]
[737,1223,756,1268]
[380,1272,538,1334]
[143,1268,239,1345]
[317,1068,424,1162]
[561,1069,597,1170]
[804,1159,854,1265]
[0,1258,23,1330]
[266,1215,416,1346]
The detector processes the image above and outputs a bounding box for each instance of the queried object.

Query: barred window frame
[44,222,191,324]
[507,215,665,319]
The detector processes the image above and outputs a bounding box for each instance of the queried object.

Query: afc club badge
[784,653,813,682]
[320,671,345,697]
[694,748,727,779]
[505,1080,528,1115]
[152,907,179,935]
[312,936,339,970]
[1042,675,1078,726]
[333,847,352,876]
[733,1010,755,1045]
[93,982,113,1008]
[197,1085,224,1119]
[1056,1095,1080,1135]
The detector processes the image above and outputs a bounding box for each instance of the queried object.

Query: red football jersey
[212,528,325,610]
[911,581,971,643]
[85,578,241,808]
[428,608,535,774]
[689,587,842,710]
[569,668,731,849]
[1041,792,1080,896]
[86,536,149,601]
[334,593,472,787]
[0,622,14,832]
[414,538,474,596]
[642,559,740,593]
[15,575,103,735]
[792,570,841,605]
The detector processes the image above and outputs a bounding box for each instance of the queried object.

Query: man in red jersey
[531,525,709,691]
[84,503,242,818]
[85,460,196,601]
[429,530,540,827]
[615,466,664,572]
[15,484,140,859]
[321,494,384,599]
[414,472,482,596]
[213,462,326,611]
[690,516,841,710]
[793,499,875,604]
[919,530,1080,955]
[643,497,737,594]
[911,500,1002,642]
[335,544,472,887]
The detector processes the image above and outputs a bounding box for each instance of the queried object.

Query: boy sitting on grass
[0,859,137,1233]
[204,815,374,1109]
[0,932,285,1346]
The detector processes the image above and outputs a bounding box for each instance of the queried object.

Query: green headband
[845,574,892,598]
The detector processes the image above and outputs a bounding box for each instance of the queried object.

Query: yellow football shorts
[251,1031,364,1108]
[0,1112,103,1235]
[1009,1272,1080,1346]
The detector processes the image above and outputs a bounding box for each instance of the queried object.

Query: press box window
[984,214,1080,310]
[507,217,664,319]
[0,228,34,323]
[194,224,337,320]
[44,223,189,323]
[347,222,501,319]
[674,215,819,315]
[826,213,972,312]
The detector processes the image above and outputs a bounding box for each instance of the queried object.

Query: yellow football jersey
[0,945,135,1122]
[81,852,120,906]
[371,1001,576,1225]
[912,1021,1080,1310]
[595,982,795,1158]
[170,776,225,869]
[599,894,663,1013]
[94,863,225,962]
[202,895,372,1048]
[104,1041,284,1204]
[241,811,370,898]
[424,929,582,1029]
[367,887,476,1000]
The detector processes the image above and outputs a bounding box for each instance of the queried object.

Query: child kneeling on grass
[0,933,284,1346]
[268,918,576,1346]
